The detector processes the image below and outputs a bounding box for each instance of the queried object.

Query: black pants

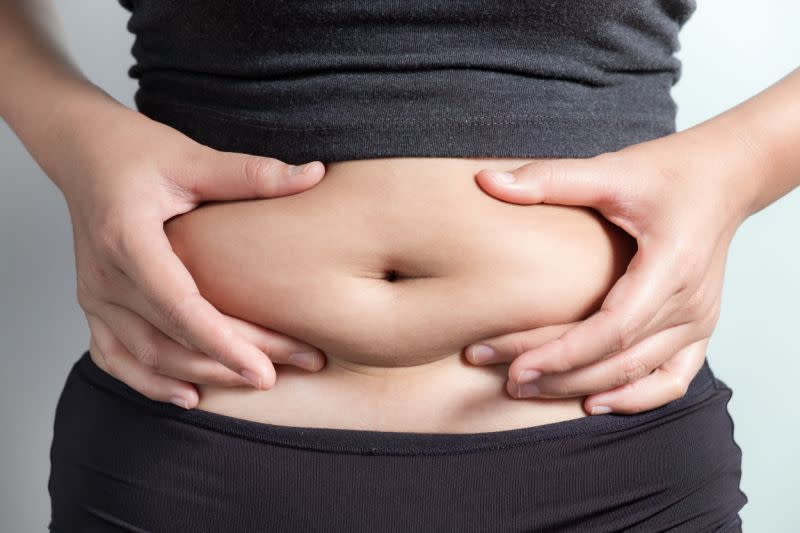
[48,349,747,532]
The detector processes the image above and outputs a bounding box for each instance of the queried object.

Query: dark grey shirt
[116,0,696,165]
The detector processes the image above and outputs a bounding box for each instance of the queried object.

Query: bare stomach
[163,156,637,433]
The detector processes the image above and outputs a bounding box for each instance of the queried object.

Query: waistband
[72,348,722,456]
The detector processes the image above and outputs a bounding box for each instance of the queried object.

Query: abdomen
[164,156,637,431]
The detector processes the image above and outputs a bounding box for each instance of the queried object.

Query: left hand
[463,131,756,415]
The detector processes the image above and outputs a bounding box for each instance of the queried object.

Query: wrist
[674,120,767,225]
[9,80,134,193]
[612,122,765,231]
[677,67,800,219]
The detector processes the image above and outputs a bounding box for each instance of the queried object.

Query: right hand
[55,102,328,409]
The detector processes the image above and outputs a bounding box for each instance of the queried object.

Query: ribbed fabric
[48,349,747,532]
[115,0,697,165]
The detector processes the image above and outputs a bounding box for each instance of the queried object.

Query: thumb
[178,148,325,201]
[473,155,619,209]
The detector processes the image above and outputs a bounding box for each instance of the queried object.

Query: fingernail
[289,161,320,176]
[467,344,495,364]
[591,405,612,415]
[517,369,542,384]
[517,381,540,397]
[489,170,516,184]
[169,396,189,409]
[240,369,263,389]
[289,351,321,370]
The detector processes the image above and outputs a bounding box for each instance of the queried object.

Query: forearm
[675,66,800,218]
[0,0,128,188]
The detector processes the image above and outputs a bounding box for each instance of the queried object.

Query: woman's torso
[154,156,637,432]
[108,0,689,431]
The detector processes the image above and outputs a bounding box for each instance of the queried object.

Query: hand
[463,131,756,415]
[56,102,328,409]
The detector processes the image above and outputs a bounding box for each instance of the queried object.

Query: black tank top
[116,0,697,165]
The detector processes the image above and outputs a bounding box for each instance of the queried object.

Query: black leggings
[48,349,747,532]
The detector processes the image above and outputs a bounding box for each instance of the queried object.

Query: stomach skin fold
[157,157,637,433]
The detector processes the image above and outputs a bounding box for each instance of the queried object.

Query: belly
[164,157,637,432]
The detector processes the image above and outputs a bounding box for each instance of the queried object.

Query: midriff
[163,156,637,433]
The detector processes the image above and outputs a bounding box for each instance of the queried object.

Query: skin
[3,1,798,415]
[465,66,800,415]
[163,158,631,432]
[0,0,330,408]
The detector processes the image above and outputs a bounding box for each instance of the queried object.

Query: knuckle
[510,334,535,356]
[616,314,640,351]
[672,243,700,288]
[538,160,563,185]
[620,354,650,385]
[683,298,702,324]
[683,299,719,340]
[594,155,627,206]
[705,300,722,329]
[546,338,573,372]
[160,292,199,333]
[551,357,574,374]
[244,156,280,193]
[683,286,708,322]
[76,278,97,312]
[98,346,117,376]
[204,325,237,362]
[549,380,573,397]
[114,222,143,263]
[623,374,648,393]
[135,341,160,368]
[96,217,125,258]
[83,259,116,292]
[170,147,211,198]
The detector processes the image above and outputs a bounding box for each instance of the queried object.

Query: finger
[87,313,199,408]
[509,321,694,399]
[508,239,682,382]
[224,314,326,371]
[93,303,253,387]
[176,147,325,202]
[113,222,277,389]
[464,321,579,365]
[107,269,327,373]
[583,338,709,415]
[473,155,624,210]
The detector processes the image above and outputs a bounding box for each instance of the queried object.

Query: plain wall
[1,1,797,531]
